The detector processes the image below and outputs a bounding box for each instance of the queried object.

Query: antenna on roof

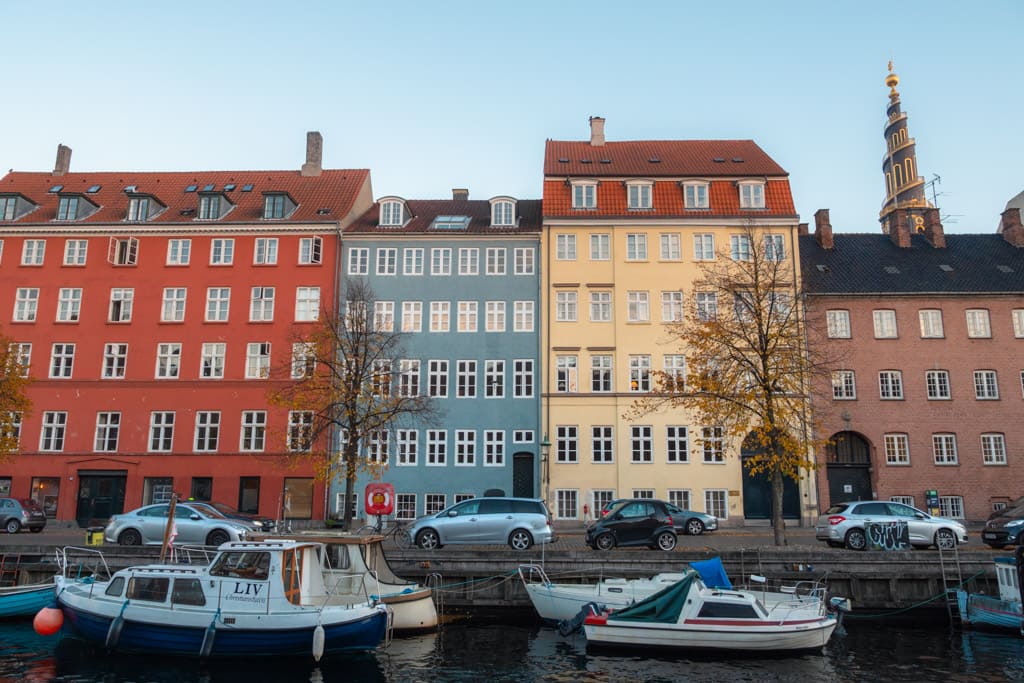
[924,174,942,208]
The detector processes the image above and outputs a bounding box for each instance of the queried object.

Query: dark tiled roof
[0,169,370,225]
[800,233,1024,294]
[346,199,542,234]
[543,139,788,177]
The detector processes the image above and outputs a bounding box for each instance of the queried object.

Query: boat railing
[322,568,379,606]
[56,546,112,582]
[518,563,553,587]
[169,544,217,566]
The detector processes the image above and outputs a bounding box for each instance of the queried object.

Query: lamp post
[540,434,551,500]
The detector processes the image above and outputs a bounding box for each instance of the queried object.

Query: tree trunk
[343,449,357,530]
[771,468,787,546]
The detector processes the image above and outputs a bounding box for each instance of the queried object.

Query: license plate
[983,532,997,539]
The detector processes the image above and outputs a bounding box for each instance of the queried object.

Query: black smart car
[585,499,678,551]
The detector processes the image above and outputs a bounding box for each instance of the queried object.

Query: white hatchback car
[815,500,968,550]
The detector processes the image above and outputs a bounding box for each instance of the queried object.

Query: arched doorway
[826,431,872,505]
[741,433,800,521]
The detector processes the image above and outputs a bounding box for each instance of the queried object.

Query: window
[884,433,910,464]
[22,239,45,265]
[263,194,287,219]
[514,301,534,332]
[367,430,388,464]
[738,182,765,208]
[422,494,445,516]
[430,301,450,332]
[246,342,271,378]
[167,239,191,265]
[626,234,647,261]
[695,292,717,321]
[590,292,612,322]
[205,287,230,322]
[492,200,514,226]
[40,412,67,451]
[556,291,577,322]
[485,301,505,332]
[666,426,689,463]
[513,359,534,398]
[1014,309,1024,338]
[431,248,452,275]
[879,370,904,399]
[484,360,504,398]
[199,195,222,220]
[556,426,578,463]
[427,430,447,465]
[873,310,897,338]
[764,235,785,261]
[556,355,577,392]
[974,370,999,399]
[705,490,727,519]
[109,288,133,322]
[661,291,683,322]
[939,496,964,519]
[291,343,316,379]
[485,247,506,275]
[627,182,652,209]
[664,355,686,391]
[966,309,991,338]
[627,291,651,322]
[240,411,266,452]
[397,430,418,466]
[63,239,88,265]
[295,287,320,321]
[126,196,152,222]
[702,426,724,463]
[919,309,944,338]
[403,248,424,275]
[592,426,613,463]
[514,247,534,275]
[210,238,234,265]
[0,197,16,220]
[9,343,30,378]
[254,238,278,265]
[826,310,851,338]
[932,434,958,465]
[201,343,225,379]
[831,371,856,399]
[556,490,579,520]
[348,248,369,275]
[591,355,612,392]
[374,301,395,332]
[668,489,692,511]
[371,360,392,397]
[287,411,313,452]
[729,234,751,261]
[402,301,422,332]
[102,343,128,379]
[683,182,709,209]
[660,233,681,260]
[631,426,653,463]
[455,430,475,466]
[629,355,651,392]
[456,360,476,398]
[925,370,950,399]
[555,234,576,260]
[590,234,610,260]
[193,412,220,452]
[95,412,121,452]
[14,288,39,322]
[513,430,534,444]
[982,433,1007,465]
[375,247,397,275]
[484,430,504,466]
[149,412,175,452]
[49,343,75,378]
[571,182,596,209]
[400,360,421,397]
[161,288,186,322]
[428,360,448,397]
[250,287,275,322]
[56,288,82,322]
[693,234,715,260]
[457,301,478,332]
[457,248,479,275]
[380,200,404,226]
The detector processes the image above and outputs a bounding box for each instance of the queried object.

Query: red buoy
[33,606,63,636]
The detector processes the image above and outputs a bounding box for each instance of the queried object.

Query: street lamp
[540,434,551,462]
[539,434,551,501]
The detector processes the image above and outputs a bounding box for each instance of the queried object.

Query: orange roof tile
[544,139,787,177]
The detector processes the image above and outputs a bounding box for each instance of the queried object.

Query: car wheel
[656,531,677,551]
[206,530,230,547]
[935,529,957,550]
[416,529,441,550]
[508,529,533,550]
[5,519,20,534]
[685,519,705,536]
[118,529,142,546]
[595,532,615,551]
[844,528,867,551]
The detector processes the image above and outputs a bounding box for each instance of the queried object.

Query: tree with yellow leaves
[0,331,32,462]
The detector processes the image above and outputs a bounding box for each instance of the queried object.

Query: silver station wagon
[406,497,556,550]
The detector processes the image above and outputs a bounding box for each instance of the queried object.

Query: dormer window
[626,181,653,210]
[571,181,597,210]
[198,193,232,220]
[490,198,516,227]
[0,194,36,221]
[126,195,163,222]
[262,193,296,220]
[682,181,710,209]
[380,199,406,227]
[738,181,766,209]
[56,195,97,221]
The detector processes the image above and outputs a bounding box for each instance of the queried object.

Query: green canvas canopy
[611,570,697,623]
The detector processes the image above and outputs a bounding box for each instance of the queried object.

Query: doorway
[239,477,260,514]
[825,431,872,505]
[75,472,127,528]
[512,452,535,498]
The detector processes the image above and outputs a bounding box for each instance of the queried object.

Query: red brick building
[0,132,373,525]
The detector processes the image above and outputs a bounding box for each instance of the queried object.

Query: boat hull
[525,583,643,622]
[584,617,838,652]
[0,582,56,618]
[957,590,1023,632]
[378,587,438,633]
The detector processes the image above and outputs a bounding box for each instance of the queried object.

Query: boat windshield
[209,551,271,580]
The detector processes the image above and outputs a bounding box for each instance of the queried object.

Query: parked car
[188,501,276,533]
[104,503,251,546]
[0,497,47,534]
[982,505,1024,549]
[586,499,680,551]
[988,497,1024,521]
[815,501,967,550]
[405,497,555,550]
[598,498,716,536]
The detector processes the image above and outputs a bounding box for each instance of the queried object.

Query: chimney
[922,208,946,248]
[813,209,834,249]
[52,144,72,176]
[798,222,809,236]
[890,209,912,248]
[300,131,323,177]
[1000,207,1024,247]
[452,188,469,201]
[589,116,606,146]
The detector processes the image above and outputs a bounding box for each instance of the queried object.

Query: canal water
[2,614,1023,682]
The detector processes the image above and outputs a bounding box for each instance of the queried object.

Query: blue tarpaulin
[689,557,732,589]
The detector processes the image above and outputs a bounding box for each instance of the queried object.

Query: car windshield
[18,499,40,509]
[824,504,850,514]
[187,503,228,519]
[210,503,239,516]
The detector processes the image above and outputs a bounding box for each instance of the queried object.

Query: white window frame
[879,370,904,399]
[1013,309,1024,338]
[738,181,765,208]
[485,247,506,275]
[155,342,182,379]
[693,233,715,260]
[14,288,39,322]
[455,430,476,466]
[764,234,785,261]
[974,370,999,399]
[592,426,614,463]
[982,433,1007,465]
[629,355,651,392]
[919,309,944,338]
[102,343,128,379]
[884,433,910,465]
[295,286,320,322]
[555,234,577,260]
[660,233,681,261]
[428,360,448,398]
[40,411,67,451]
[826,310,851,338]
[205,287,230,322]
[403,247,425,276]
[556,425,578,463]
[49,343,75,378]
[249,287,275,322]
[513,301,534,332]
[431,248,452,275]
[63,239,88,266]
[427,430,447,466]
[591,355,612,392]
[491,200,515,226]
[627,291,650,322]
[240,411,267,452]
[966,309,991,338]
[666,426,689,463]
[376,247,398,275]
[457,248,479,275]
[299,236,322,265]
[590,233,610,261]
[704,490,728,518]
[374,301,395,332]
[254,237,278,265]
[626,233,648,261]
[626,182,653,210]
[485,301,506,332]
[456,360,476,398]
[661,291,683,322]
[429,301,450,332]
[514,247,534,275]
[513,359,534,398]
[831,370,856,399]
[396,430,418,466]
[161,288,186,323]
[201,342,226,379]
[571,182,597,209]
[210,238,234,265]
[348,248,369,275]
[702,426,724,463]
[925,370,951,400]
[109,288,134,322]
[932,434,958,465]
[730,234,751,261]
[167,239,191,265]
[873,310,898,338]
[246,342,271,379]
[590,291,612,322]
[484,430,505,466]
[399,359,421,397]
[94,412,121,452]
[149,411,175,452]
[457,301,478,332]
[683,182,709,209]
[555,291,577,322]
[556,355,578,393]
[631,425,653,463]
[21,239,45,265]
[56,288,82,322]
[402,301,423,333]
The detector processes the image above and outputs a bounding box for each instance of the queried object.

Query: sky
[2,1,1021,234]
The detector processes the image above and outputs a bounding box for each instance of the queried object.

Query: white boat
[54,539,390,660]
[956,553,1023,633]
[583,569,848,653]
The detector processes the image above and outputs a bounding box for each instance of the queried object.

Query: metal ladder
[938,542,963,626]
[0,554,22,587]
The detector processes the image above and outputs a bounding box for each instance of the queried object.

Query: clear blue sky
[3,1,1021,234]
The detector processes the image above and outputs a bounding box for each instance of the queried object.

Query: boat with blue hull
[54,539,390,660]
[957,553,1023,634]
[0,581,56,619]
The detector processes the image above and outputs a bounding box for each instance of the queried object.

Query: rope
[843,568,987,619]
[429,570,520,594]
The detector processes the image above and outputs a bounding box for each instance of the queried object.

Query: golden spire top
[885,59,900,98]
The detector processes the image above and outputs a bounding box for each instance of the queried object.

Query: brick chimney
[589,116,606,146]
[1000,207,1024,247]
[890,209,912,248]
[922,207,946,248]
[52,144,71,176]
[798,222,809,236]
[813,209,834,249]
[300,131,323,177]
[452,188,469,201]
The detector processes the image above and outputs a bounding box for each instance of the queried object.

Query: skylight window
[48,185,63,193]
[184,185,197,193]
[241,184,254,192]
[432,215,470,230]
[123,185,138,193]
[202,184,215,192]
[86,185,101,193]
[224,184,236,192]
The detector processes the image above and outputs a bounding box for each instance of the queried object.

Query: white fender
[312,623,325,662]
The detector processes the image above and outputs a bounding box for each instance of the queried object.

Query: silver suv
[406,497,556,550]
[816,500,967,550]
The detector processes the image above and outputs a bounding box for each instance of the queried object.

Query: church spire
[879,62,930,234]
